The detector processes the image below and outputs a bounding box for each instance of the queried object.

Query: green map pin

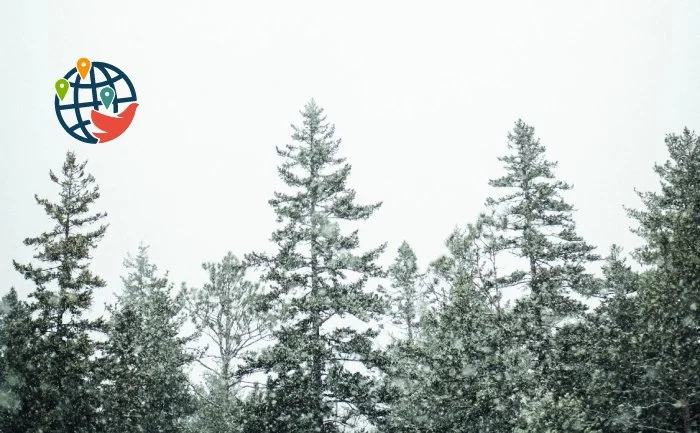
[55,78,69,100]
[100,87,115,109]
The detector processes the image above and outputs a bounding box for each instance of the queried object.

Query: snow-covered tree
[373,242,425,432]
[0,288,31,431]
[396,216,523,432]
[625,128,700,432]
[8,151,108,432]
[485,120,599,392]
[567,246,641,432]
[182,252,268,433]
[99,303,146,431]
[405,121,600,432]
[386,241,422,343]
[244,100,387,432]
[514,390,601,433]
[101,245,195,433]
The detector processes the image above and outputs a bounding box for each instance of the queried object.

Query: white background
[1,1,699,313]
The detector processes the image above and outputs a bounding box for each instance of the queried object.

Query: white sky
[1,1,699,311]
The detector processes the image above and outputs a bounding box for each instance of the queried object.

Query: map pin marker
[100,87,115,109]
[77,58,91,79]
[55,78,70,100]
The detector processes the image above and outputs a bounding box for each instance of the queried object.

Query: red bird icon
[90,103,138,143]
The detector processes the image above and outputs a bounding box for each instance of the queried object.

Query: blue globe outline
[54,61,138,144]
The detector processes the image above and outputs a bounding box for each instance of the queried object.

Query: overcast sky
[1,1,699,309]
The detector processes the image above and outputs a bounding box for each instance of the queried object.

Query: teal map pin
[55,79,69,100]
[100,87,115,110]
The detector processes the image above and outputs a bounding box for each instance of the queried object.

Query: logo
[54,58,138,144]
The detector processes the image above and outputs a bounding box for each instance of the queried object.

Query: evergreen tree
[513,389,601,433]
[590,246,641,431]
[376,237,426,433]
[9,151,107,432]
[547,246,639,432]
[245,100,387,432]
[485,120,599,398]
[182,252,268,433]
[401,216,522,432]
[0,288,31,431]
[375,241,423,431]
[386,241,421,343]
[98,303,145,432]
[101,245,195,433]
[560,128,700,433]
[626,128,700,432]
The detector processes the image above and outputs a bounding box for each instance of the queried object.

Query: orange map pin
[77,58,91,79]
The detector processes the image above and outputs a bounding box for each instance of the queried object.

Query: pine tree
[386,241,421,343]
[513,389,601,433]
[590,246,641,431]
[245,100,387,432]
[405,216,522,432]
[626,128,700,432]
[482,120,599,430]
[10,151,107,432]
[0,288,32,431]
[547,246,640,432]
[486,120,598,382]
[374,242,424,432]
[182,252,268,433]
[98,304,145,432]
[101,245,195,433]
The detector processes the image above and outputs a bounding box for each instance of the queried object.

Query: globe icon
[54,61,138,144]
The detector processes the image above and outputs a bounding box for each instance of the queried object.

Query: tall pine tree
[245,100,386,432]
[10,151,108,432]
[485,120,599,429]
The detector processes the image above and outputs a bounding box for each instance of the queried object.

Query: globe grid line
[71,71,93,142]
[62,76,125,89]
[95,63,119,113]
[58,96,134,111]
[89,66,99,112]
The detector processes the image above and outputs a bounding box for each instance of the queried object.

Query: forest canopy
[1,101,698,433]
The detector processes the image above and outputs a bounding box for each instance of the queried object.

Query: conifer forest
[1,100,699,432]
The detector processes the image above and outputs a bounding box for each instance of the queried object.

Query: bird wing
[90,110,116,132]
[89,103,138,143]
